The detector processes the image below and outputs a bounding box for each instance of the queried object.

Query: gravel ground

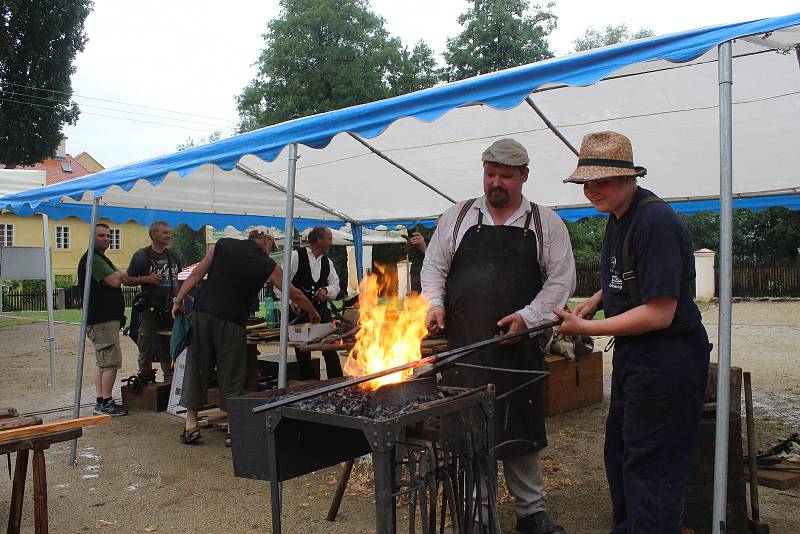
[1,301,798,533]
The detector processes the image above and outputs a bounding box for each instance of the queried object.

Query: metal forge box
[228,379,499,534]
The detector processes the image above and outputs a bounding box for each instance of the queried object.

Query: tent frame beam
[277,145,299,390]
[68,196,100,465]
[235,163,356,224]
[525,96,580,156]
[347,132,457,204]
[712,40,734,534]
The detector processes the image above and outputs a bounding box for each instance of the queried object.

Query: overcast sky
[61,0,795,167]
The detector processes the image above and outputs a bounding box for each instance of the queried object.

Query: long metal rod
[712,40,733,534]
[68,196,100,465]
[277,144,299,389]
[235,162,356,223]
[524,96,580,156]
[42,213,56,386]
[254,320,560,413]
[347,133,457,204]
[743,372,761,523]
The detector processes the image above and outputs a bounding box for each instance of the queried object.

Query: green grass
[567,299,605,320]
[3,307,133,325]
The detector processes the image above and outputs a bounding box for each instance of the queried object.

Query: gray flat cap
[481,138,529,166]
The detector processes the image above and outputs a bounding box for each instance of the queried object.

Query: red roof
[0,154,92,185]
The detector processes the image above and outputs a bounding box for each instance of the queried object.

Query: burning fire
[343,266,429,391]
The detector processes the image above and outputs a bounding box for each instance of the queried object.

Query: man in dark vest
[421,139,575,534]
[556,131,710,532]
[422,139,575,534]
[171,229,320,444]
[286,226,343,380]
[127,221,181,381]
[78,222,130,417]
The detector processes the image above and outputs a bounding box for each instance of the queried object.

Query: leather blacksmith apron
[442,208,546,460]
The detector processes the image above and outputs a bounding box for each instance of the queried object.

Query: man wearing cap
[555,131,710,532]
[422,138,575,534]
[171,229,321,444]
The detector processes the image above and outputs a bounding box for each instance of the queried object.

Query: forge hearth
[228,378,499,534]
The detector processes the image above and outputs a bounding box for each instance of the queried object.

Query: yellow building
[1,145,151,282]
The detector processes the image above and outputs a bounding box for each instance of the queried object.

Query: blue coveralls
[601,188,710,533]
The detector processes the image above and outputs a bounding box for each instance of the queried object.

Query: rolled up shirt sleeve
[515,210,576,328]
[325,260,340,299]
[420,212,455,309]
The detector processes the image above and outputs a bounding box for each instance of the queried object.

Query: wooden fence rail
[0,287,138,312]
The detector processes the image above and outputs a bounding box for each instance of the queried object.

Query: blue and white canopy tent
[3,13,799,528]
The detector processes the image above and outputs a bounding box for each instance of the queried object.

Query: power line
[2,80,236,122]
[3,87,236,128]
[0,97,234,133]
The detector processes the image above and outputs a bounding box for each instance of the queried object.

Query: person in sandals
[171,228,320,444]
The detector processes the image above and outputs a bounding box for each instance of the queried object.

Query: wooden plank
[0,429,82,456]
[32,448,48,534]
[0,407,19,420]
[0,415,109,444]
[8,448,28,534]
[0,416,42,432]
[744,462,800,490]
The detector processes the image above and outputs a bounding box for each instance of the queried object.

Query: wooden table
[2,428,83,534]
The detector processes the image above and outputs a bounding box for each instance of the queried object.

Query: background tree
[0,1,92,167]
[573,23,654,52]
[170,224,207,266]
[565,217,606,263]
[441,0,557,82]
[176,130,222,152]
[236,0,437,131]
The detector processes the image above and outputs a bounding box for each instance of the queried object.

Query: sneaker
[516,511,564,534]
[97,400,128,417]
[92,401,103,415]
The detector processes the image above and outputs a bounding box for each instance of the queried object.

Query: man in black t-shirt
[170,229,320,445]
[127,221,182,380]
[556,132,710,532]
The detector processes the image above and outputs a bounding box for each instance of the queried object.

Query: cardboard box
[542,351,604,416]
[288,322,335,343]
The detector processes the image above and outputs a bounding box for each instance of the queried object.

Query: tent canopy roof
[2,12,800,228]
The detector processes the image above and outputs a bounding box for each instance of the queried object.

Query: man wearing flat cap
[555,131,710,532]
[422,138,575,534]
[170,228,320,445]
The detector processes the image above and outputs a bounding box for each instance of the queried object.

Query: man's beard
[487,187,510,208]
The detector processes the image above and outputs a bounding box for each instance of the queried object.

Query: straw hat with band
[563,131,647,184]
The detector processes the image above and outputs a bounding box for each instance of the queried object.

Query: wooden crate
[121,382,172,412]
[542,351,603,416]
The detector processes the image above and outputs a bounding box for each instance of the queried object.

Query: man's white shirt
[421,195,576,328]
[276,247,340,300]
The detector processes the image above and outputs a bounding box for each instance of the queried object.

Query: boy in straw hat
[555,131,710,532]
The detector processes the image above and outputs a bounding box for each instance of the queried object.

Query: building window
[0,223,13,246]
[55,225,70,250]
[109,228,121,251]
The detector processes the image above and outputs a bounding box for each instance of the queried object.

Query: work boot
[516,511,564,534]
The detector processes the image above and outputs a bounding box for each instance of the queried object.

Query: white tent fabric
[0,169,45,194]
[2,16,798,226]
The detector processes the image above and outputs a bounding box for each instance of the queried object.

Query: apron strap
[451,198,477,255]
[622,196,664,307]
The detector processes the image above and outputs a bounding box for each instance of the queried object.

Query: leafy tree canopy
[0,1,92,167]
[573,23,654,52]
[236,0,437,131]
[442,0,557,82]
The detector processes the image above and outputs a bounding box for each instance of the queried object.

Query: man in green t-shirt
[78,223,130,417]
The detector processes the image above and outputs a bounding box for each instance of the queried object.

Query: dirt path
[1,302,798,533]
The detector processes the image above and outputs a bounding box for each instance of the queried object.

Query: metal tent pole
[712,40,733,534]
[347,133,457,204]
[524,96,580,156]
[278,144,299,389]
[42,213,57,386]
[352,223,364,282]
[68,197,100,465]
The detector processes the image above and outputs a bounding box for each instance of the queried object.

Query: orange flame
[343,269,429,391]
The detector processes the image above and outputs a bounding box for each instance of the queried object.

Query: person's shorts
[87,320,123,370]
